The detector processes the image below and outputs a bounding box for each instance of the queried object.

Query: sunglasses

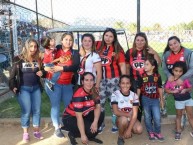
[64,31,73,34]
[106,27,116,33]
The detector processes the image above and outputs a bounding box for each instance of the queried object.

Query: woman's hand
[13,87,18,94]
[81,134,88,144]
[147,46,156,55]
[53,65,63,72]
[168,75,175,82]
[124,130,132,139]
[36,71,43,77]
[180,89,187,94]
[90,121,98,134]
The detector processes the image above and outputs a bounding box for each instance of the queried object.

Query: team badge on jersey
[132,60,145,71]
[154,76,158,82]
[143,77,148,82]
[101,55,112,66]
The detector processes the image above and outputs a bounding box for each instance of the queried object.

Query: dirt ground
[0,117,193,145]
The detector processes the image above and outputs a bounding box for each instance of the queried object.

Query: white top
[111,90,139,113]
[77,52,101,85]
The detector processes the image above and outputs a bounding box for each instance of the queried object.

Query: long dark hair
[40,36,51,49]
[132,32,149,57]
[81,72,98,101]
[145,57,158,74]
[97,28,124,59]
[172,61,187,76]
[163,36,184,54]
[81,33,96,56]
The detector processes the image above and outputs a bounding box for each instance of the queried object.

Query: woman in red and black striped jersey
[125,32,161,122]
[62,72,104,145]
[96,28,126,133]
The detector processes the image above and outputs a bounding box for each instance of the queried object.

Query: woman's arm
[90,104,101,134]
[180,52,193,81]
[147,46,161,65]
[158,88,164,109]
[75,112,88,144]
[119,62,126,75]
[126,64,130,75]
[162,52,172,78]
[125,105,138,138]
[94,62,102,89]
[53,50,80,72]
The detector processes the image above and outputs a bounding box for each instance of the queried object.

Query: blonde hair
[20,38,41,69]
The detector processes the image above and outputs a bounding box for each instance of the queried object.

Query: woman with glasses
[96,27,126,134]
[125,32,161,122]
[44,32,80,138]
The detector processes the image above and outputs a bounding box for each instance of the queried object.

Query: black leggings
[62,111,104,138]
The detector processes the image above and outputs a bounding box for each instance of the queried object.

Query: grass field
[0,41,193,118]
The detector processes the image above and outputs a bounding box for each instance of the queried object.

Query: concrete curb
[0,115,176,126]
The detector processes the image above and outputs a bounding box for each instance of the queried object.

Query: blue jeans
[17,85,41,128]
[142,96,161,134]
[45,79,73,129]
[44,63,60,84]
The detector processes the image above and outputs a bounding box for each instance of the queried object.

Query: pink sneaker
[33,131,44,140]
[154,133,165,142]
[23,133,30,142]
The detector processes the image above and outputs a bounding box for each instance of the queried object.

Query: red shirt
[43,49,55,64]
[96,41,125,79]
[46,49,74,84]
[125,49,146,79]
[166,48,185,74]
[64,87,100,117]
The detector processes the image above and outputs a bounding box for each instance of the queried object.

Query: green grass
[1,42,193,118]
[0,90,177,118]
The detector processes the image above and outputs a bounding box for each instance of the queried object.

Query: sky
[11,0,193,26]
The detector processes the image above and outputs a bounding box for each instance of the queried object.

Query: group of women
[9,27,193,145]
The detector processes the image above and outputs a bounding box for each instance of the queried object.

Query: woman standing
[125,32,161,122]
[44,32,80,138]
[77,33,102,90]
[62,72,104,145]
[96,27,126,133]
[9,38,44,142]
[162,36,193,130]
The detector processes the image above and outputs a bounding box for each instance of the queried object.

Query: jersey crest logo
[143,77,148,82]
[101,55,112,66]
[154,76,158,82]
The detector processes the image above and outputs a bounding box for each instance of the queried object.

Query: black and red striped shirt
[64,87,100,117]
[96,41,125,79]
[138,73,162,99]
[125,49,146,79]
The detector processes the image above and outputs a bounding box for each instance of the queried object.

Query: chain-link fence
[0,0,193,118]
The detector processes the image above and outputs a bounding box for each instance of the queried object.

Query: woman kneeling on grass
[62,72,104,145]
[111,75,143,145]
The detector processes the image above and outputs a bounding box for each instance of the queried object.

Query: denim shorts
[175,98,193,109]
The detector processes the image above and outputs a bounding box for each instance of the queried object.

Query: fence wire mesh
[0,0,193,118]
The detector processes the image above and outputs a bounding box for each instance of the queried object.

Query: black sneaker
[54,128,64,138]
[175,132,181,141]
[46,82,54,91]
[67,132,77,145]
[117,137,124,145]
[89,138,103,144]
